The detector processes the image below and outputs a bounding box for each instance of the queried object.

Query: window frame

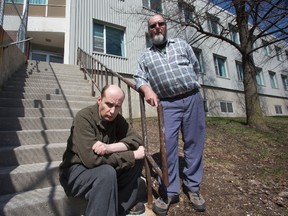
[142,0,163,13]
[281,75,288,91]
[207,14,219,35]
[268,71,278,89]
[93,21,125,57]
[235,61,243,81]
[213,54,228,78]
[178,0,195,23]
[262,40,272,56]
[193,47,205,74]
[275,105,283,114]
[275,46,283,61]
[229,24,240,45]
[6,0,47,5]
[220,101,234,114]
[256,68,265,86]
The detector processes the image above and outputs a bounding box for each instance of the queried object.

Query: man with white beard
[134,14,206,215]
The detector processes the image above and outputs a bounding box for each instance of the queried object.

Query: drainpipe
[18,0,29,53]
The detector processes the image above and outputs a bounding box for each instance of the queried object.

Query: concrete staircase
[0,61,95,216]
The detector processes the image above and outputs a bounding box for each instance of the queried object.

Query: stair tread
[0,143,66,150]
[0,185,86,216]
[0,61,91,215]
[0,161,60,174]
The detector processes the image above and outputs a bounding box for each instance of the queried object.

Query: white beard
[151,34,166,45]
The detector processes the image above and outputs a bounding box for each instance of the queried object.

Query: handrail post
[139,95,153,208]
[157,104,169,187]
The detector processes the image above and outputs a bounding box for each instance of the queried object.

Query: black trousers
[59,160,144,216]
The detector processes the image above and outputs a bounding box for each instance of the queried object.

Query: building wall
[2,0,287,117]
[0,26,26,88]
[68,0,147,74]
[67,0,288,117]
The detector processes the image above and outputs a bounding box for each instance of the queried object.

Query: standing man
[59,84,146,216]
[134,14,206,215]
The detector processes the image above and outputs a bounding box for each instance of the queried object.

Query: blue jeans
[160,91,205,196]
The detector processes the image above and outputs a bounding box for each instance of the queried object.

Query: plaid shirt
[134,38,201,99]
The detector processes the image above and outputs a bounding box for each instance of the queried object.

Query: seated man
[59,84,146,216]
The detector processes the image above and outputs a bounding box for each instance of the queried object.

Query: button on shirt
[134,38,201,99]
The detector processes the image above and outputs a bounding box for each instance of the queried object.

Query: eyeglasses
[149,22,166,29]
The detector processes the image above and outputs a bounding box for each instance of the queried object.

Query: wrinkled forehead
[103,91,124,104]
[149,15,165,25]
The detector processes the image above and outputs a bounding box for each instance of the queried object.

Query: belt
[161,88,199,101]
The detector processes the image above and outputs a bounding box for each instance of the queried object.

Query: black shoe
[152,195,179,216]
[127,202,145,215]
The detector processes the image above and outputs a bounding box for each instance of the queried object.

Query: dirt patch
[134,117,288,216]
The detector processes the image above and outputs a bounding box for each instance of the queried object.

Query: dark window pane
[106,26,123,56]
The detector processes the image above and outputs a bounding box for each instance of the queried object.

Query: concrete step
[6,75,89,85]
[2,86,93,96]
[0,129,70,146]
[0,186,87,216]
[0,117,73,130]
[4,80,91,91]
[0,91,96,101]
[0,60,121,216]
[0,161,60,195]
[9,73,88,84]
[0,107,80,118]
[0,98,95,109]
[0,143,66,166]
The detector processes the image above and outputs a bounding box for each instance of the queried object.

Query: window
[178,1,194,23]
[31,53,46,61]
[93,22,125,57]
[275,46,283,61]
[30,51,63,63]
[275,105,283,114]
[256,68,264,86]
[229,24,240,44]
[145,32,152,48]
[220,101,233,113]
[193,48,204,74]
[281,75,288,91]
[214,55,228,78]
[235,61,243,81]
[203,100,209,112]
[6,0,46,4]
[142,0,163,13]
[207,14,219,35]
[262,40,272,56]
[286,50,288,60]
[269,71,278,89]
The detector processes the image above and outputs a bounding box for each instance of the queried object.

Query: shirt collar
[149,38,175,51]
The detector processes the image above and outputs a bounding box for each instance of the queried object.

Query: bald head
[101,84,125,99]
[98,85,125,121]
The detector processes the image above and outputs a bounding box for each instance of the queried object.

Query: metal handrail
[77,47,169,208]
[0,37,32,49]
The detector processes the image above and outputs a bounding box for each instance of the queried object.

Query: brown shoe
[152,195,179,216]
[187,191,206,212]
